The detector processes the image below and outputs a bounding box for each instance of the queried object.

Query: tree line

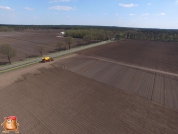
[65,29,117,41]
[1,24,178,42]
[65,28,178,42]
[121,29,178,42]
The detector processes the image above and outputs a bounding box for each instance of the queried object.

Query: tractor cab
[42,56,54,63]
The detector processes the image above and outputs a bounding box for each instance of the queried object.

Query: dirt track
[82,54,178,77]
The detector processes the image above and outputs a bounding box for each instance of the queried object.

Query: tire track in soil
[96,64,121,84]
[137,72,155,100]
[152,74,165,105]
[165,77,174,109]
[52,63,68,70]
[106,65,128,87]
[75,60,100,74]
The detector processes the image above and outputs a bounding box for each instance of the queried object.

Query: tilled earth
[0,67,178,134]
[0,39,178,133]
[78,39,178,74]
[52,54,178,111]
[0,29,86,63]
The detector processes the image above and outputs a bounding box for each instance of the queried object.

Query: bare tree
[0,44,17,64]
[65,36,74,50]
[36,45,45,56]
[25,53,28,59]
[56,41,65,51]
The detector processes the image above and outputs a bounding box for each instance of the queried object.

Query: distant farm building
[111,38,116,41]
[60,32,65,35]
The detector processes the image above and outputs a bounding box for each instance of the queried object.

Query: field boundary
[82,55,178,77]
[0,40,111,73]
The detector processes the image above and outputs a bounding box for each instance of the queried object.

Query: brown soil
[0,40,178,133]
[52,54,178,111]
[0,53,78,89]
[0,29,87,63]
[78,39,178,74]
[0,63,178,133]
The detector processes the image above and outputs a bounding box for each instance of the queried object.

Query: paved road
[0,40,111,73]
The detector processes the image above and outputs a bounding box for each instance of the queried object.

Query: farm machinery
[41,56,54,63]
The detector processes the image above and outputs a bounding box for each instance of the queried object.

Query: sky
[0,0,178,29]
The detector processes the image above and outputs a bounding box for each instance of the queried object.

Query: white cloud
[142,13,150,16]
[115,13,118,16]
[176,0,178,4]
[25,7,35,10]
[88,14,91,16]
[157,13,165,16]
[129,14,135,16]
[49,0,70,3]
[147,3,151,5]
[119,3,138,8]
[0,6,12,10]
[49,6,75,10]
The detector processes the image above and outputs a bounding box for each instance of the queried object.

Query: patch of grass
[0,61,38,74]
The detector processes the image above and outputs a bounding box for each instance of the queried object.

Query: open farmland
[0,39,178,133]
[0,29,86,63]
[0,67,178,133]
[52,39,178,110]
[78,40,178,74]
[53,54,178,110]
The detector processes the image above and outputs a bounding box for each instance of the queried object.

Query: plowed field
[53,54,178,110]
[78,39,178,74]
[0,39,178,133]
[0,67,178,133]
[0,29,86,63]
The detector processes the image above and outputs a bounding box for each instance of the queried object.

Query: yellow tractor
[41,56,54,63]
